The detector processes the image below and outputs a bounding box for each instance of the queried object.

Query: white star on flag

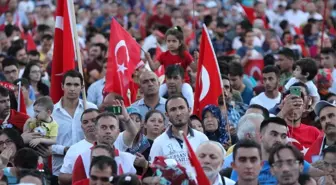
[117,63,128,74]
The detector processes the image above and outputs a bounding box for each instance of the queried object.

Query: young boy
[284,58,320,106]
[23,96,58,147]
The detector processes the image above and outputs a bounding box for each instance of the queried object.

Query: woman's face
[130,114,142,130]
[0,134,16,155]
[145,113,165,136]
[191,119,203,133]
[203,111,219,132]
[29,65,41,82]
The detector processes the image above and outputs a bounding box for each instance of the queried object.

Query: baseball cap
[314,100,336,116]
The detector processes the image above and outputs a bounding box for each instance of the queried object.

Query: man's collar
[166,126,194,139]
[139,96,166,105]
[55,98,84,110]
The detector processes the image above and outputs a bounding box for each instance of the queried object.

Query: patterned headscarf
[201,104,229,145]
[316,68,333,95]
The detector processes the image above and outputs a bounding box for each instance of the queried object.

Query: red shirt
[0,109,29,133]
[287,123,322,154]
[74,178,89,185]
[147,14,173,29]
[157,51,193,83]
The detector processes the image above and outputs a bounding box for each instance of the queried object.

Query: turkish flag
[193,25,223,117]
[182,132,211,185]
[21,31,37,52]
[50,0,76,103]
[244,59,264,81]
[105,18,141,106]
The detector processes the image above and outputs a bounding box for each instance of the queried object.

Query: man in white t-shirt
[58,108,99,185]
[149,95,208,173]
[250,66,281,110]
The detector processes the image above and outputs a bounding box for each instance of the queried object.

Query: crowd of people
[0,0,336,185]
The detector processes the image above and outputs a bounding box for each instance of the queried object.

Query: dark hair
[0,128,24,151]
[62,70,84,85]
[278,48,296,61]
[13,78,30,90]
[14,147,39,169]
[0,86,9,97]
[28,50,40,57]
[92,144,114,157]
[165,64,184,79]
[81,108,100,121]
[165,26,186,58]
[299,174,312,185]
[244,29,254,37]
[285,82,310,98]
[116,174,141,185]
[37,24,51,33]
[322,145,336,158]
[144,110,165,123]
[320,47,336,57]
[232,139,262,161]
[7,45,25,58]
[262,65,280,77]
[90,156,118,176]
[2,57,19,69]
[324,92,336,101]
[22,61,49,96]
[190,115,202,123]
[260,117,287,133]
[268,144,304,166]
[92,43,108,53]
[228,62,244,77]
[248,104,270,119]
[221,74,229,81]
[204,15,213,27]
[96,112,118,126]
[41,34,53,41]
[165,94,189,112]
[33,96,54,112]
[294,58,318,81]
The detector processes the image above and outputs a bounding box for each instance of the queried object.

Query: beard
[204,165,221,180]
[325,124,336,137]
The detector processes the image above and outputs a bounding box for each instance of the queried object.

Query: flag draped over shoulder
[50,0,76,103]
[105,19,141,106]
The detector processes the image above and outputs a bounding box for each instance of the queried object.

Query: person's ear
[304,72,310,79]
[231,162,236,169]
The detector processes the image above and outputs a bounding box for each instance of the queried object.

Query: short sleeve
[307,81,320,98]
[60,148,75,173]
[303,160,310,174]
[184,51,193,67]
[113,132,130,152]
[157,52,164,65]
[284,77,297,90]
[149,140,163,163]
[48,121,59,137]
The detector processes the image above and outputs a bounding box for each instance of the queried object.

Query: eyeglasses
[90,175,113,182]
[272,159,300,168]
[0,139,13,146]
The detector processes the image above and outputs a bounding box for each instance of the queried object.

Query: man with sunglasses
[269,144,304,185]
[305,100,336,163]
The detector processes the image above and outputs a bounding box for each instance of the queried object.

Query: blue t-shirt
[230,161,310,185]
[3,167,17,185]
[241,86,254,105]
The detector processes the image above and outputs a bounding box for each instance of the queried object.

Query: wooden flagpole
[68,0,87,109]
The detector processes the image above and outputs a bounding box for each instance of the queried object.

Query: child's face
[191,119,203,133]
[34,105,51,121]
[166,34,181,52]
[293,66,305,79]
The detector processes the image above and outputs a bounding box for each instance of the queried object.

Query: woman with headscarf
[201,105,231,146]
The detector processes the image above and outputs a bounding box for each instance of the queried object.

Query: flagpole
[68,0,87,109]
[17,81,22,112]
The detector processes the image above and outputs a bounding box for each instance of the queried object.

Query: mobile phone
[105,106,122,115]
[290,86,301,97]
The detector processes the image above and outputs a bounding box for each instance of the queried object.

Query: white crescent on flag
[200,66,210,101]
[55,16,64,30]
[115,40,130,74]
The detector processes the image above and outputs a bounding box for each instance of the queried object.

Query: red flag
[50,0,76,103]
[244,59,264,81]
[154,46,165,79]
[0,82,26,114]
[193,25,223,117]
[21,31,37,52]
[105,19,141,106]
[181,131,211,185]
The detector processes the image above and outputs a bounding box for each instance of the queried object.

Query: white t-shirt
[60,139,93,174]
[284,77,320,101]
[250,92,282,110]
[149,128,208,175]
